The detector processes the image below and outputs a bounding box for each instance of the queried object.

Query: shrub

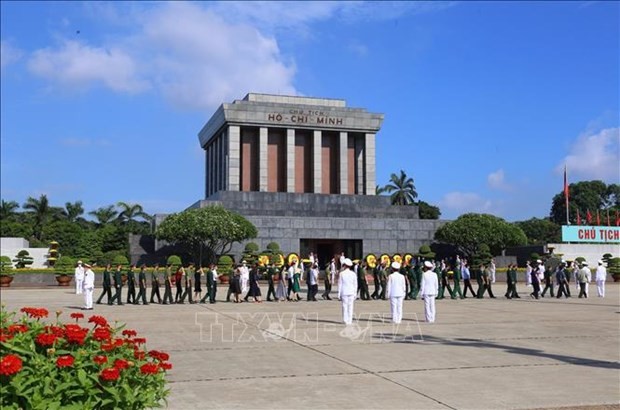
[530,253,540,261]
[13,250,34,269]
[417,245,435,260]
[100,251,127,267]
[608,257,620,277]
[55,256,75,275]
[217,255,234,276]
[266,242,280,252]
[112,255,130,267]
[1,256,13,275]
[575,256,586,264]
[0,306,170,409]
[166,255,182,268]
[241,242,259,265]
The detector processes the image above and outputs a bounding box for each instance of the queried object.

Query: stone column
[228,125,241,191]
[313,130,322,194]
[205,148,209,198]
[339,131,348,194]
[355,135,364,195]
[286,129,295,193]
[364,133,376,195]
[259,127,268,191]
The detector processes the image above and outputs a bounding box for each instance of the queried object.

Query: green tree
[63,201,84,222]
[383,170,417,205]
[89,205,119,225]
[75,230,104,263]
[42,220,84,257]
[514,218,561,244]
[434,213,527,259]
[97,224,128,253]
[156,205,257,265]
[116,202,152,233]
[22,194,60,240]
[418,200,441,219]
[13,250,34,269]
[0,200,19,220]
[0,220,33,239]
[550,180,619,225]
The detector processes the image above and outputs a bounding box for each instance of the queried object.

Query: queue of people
[85,254,607,325]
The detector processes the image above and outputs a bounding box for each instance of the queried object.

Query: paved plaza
[2,284,619,410]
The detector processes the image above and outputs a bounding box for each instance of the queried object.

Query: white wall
[0,237,50,269]
[547,243,620,264]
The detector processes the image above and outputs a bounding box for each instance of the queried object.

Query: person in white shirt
[386,261,406,324]
[490,259,496,284]
[419,261,439,323]
[308,263,319,301]
[240,261,250,295]
[577,262,591,298]
[75,260,85,295]
[83,264,95,310]
[337,258,358,325]
[595,260,607,297]
[525,261,532,287]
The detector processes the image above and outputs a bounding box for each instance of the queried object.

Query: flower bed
[0,306,171,409]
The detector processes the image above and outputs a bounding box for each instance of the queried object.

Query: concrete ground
[2,283,619,410]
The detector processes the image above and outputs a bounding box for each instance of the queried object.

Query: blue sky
[1,1,618,221]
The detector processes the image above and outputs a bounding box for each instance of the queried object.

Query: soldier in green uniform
[370,262,381,300]
[477,264,496,298]
[475,264,485,298]
[126,264,137,304]
[504,264,520,299]
[96,263,113,305]
[410,260,422,300]
[135,264,149,305]
[451,262,463,299]
[162,263,174,305]
[150,264,162,304]
[111,264,124,305]
[435,262,446,299]
[378,262,388,300]
[358,262,370,300]
[265,263,277,301]
[181,263,194,303]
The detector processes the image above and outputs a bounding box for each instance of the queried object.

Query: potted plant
[0,255,14,287]
[13,250,34,269]
[217,255,233,284]
[47,241,59,267]
[54,256,75,286]
[608,257,620,282]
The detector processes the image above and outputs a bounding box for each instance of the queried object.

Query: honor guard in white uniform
[420,261,439,323]
[75,260,85,295]
[337,258,357,325]
[595,260,606,297]
[386,261,406,324]
[82,264,95,310]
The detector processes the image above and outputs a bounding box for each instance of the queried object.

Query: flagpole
[564,165,569,225]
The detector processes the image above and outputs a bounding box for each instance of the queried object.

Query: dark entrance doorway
[300,239,362,269]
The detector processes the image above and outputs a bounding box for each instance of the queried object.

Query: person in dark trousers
[135,264,149,305]
[96,263,113,305]
[111,264,124,305]
[530,262,541,299]
[358,262,370,300]
[504,264,519,299]
[541,263,555,298]
[556,262,570,299]
[577,262,591,298]
[378,262,388,300]
[322,258,335,300]
[265,263,277,301]
[451,262,464,299]
[181,264,194,303]
[370,261,381,300]
[245,264,263,303]
[126,265,137,304]
[150,264,162,304]
[461,260,476,298]
[477,264,496,298]
[174,266,185,303]
[207,264,218,303]
[162,264,174,305]
[194,265,203,303]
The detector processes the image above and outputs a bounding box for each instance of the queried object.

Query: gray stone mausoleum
[135,93,444,265]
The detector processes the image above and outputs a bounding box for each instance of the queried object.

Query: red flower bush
[100,367,120,381]
[1,306,170,409]
[56,355,75,368]
[0,354,23,376]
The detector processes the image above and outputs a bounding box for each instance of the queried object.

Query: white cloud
[28,40,148,93]
[487,169,512,191]
[1,40,23,69]
[439,191,495,215]
[348,41,369,57]
[557,127,620,181]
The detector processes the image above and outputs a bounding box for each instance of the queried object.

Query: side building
[131,93,444,265]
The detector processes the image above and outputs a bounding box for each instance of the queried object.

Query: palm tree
[22,194,54,240]
[375,185,388,196]
[88,205,119,226]
[63,201,84,222]
[0,200,19,220]
[384,170,418,205]
[116,202,152,223]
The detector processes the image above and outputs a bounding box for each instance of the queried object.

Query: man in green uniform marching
[410,260,422,300]
[111,264,124,305]
[162,263,174,305]
[181,263,194,303]
[435,262,445,299]
[150,264,162,304]
[126,264,137,304]
[96,263,113,305]
[135,264,149,305]
[451,261,464,299]
[265,263,277,302]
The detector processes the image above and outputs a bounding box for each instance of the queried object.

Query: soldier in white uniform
[420,261,439,323]
[82,264,95,310]
[337,258,357,325]
[75,260,85,295]
[386,261,406,324]
[595,260,606,297]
